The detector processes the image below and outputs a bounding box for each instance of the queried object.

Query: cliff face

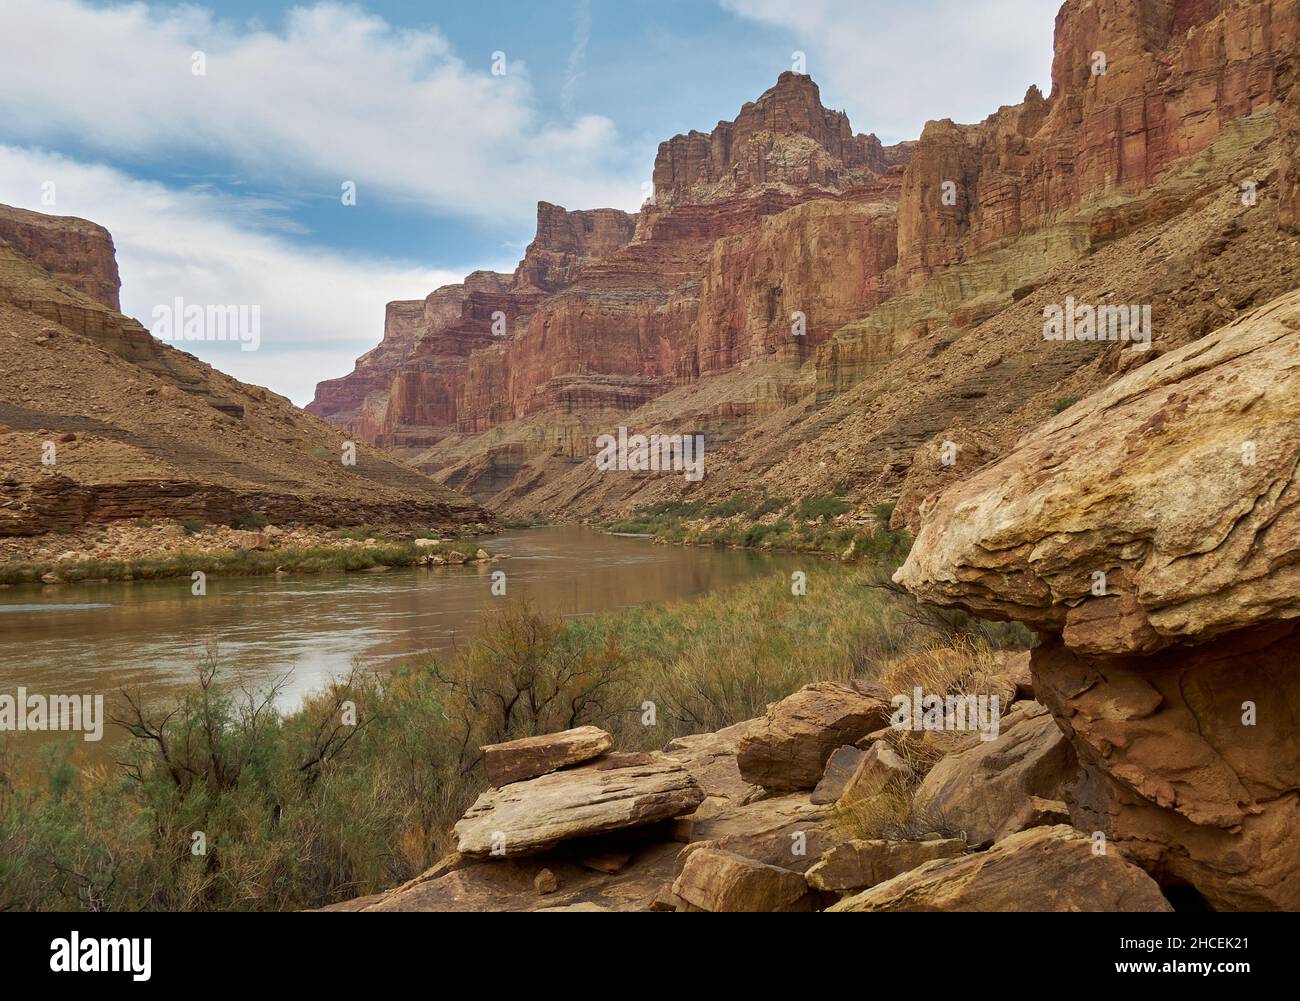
[309,72,912,493]
[0,205,489,536]
[311,0,1300,516]
[652,71,892,207]
[0,205,121,310]
[893,0,1299,290]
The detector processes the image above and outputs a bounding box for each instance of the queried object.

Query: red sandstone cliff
[311,0,1300,516]
[310,72,910,483]
[0,205,121,310]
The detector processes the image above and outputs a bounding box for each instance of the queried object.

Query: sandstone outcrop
[1033,629,1300,911]
[481,726,614,788]
[736,681,893,791]
[896,288,1300,909]
[828,825,1174,912]
[453,752,704,857]
[671,847,814,912]
[338,671,1183,911]
[912,702,1078,845]
[896,289,1300,652]
[805,838,966,893]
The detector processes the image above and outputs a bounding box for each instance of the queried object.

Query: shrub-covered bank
[603,495,909,562]
[0,561,1029,912]
[0,524,491,587]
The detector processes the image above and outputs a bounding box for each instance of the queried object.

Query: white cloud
[0,0,647,224]
[722,0,1059,143]
[0,145,478,406]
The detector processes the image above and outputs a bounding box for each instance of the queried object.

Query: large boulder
[912,702,1077,845]
[454,752,704,857]
[481,726,613,787]
[737,681,893,791]
[894,290,1300,911]
[683,792,841,875]
[828,826,1173,912]
[671,848,814,912]
[895,289,1300,653]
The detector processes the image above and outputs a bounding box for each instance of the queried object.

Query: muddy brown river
[0,526,803,765]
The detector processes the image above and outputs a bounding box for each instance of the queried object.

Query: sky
[0,0,1058,405]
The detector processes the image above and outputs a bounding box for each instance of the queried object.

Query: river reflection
[0,526,802,764]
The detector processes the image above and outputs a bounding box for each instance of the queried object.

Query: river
[0,526,803,765]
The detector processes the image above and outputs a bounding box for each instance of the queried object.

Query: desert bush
[793,494,850,522]
[229,511,270,530]
[0,563,1028,911]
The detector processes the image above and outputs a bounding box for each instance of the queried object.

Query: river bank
[0,518,494,586]
[0,538,1029,911]
[597,495,910,563]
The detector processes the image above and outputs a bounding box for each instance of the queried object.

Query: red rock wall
[653,72,890,207]
[1280,55,1299,231]
[896,0,1299,287]
[514,203,637,292]
[309,1,1299,486]
[692,200,899,375]
[0,206,121,310]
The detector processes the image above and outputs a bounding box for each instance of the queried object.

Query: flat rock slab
[684,792,840,874]
[664,719,759,804]
[482,725,613,787]
[828,825,1174,912]
[455,752,704,857]
[352,840,683,912]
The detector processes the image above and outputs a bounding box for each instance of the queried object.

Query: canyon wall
[310,0,1300,514]
[0,205,489,536]
[0,205,120,310]
[310,72,912,492]
[894,0,1298,289]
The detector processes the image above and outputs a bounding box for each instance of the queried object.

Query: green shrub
[793,494,850,522]
[336,525,380,541]
[705,495,754,518]
[748,496,789,519]
[229,511,270,530]
[0,562,1031,912]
